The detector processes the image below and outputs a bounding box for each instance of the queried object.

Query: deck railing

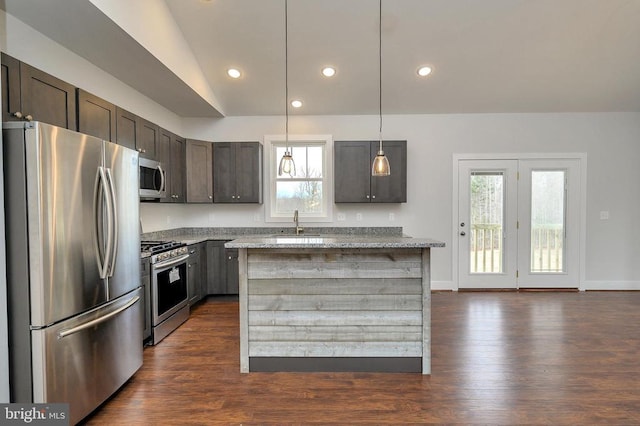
[470,224,502,273]
[530,225,564,272]
[470,224,564,273]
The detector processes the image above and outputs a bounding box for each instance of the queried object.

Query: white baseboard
[581,280,640,291]
[431,280,640,291]
[431,281,455,291]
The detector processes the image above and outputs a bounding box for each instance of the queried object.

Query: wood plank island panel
[226,236,444,375]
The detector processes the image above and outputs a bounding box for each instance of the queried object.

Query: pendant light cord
[378,0,383,152]
[285,0,289,150]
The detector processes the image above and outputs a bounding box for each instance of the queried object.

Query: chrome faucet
[293,210,304,235]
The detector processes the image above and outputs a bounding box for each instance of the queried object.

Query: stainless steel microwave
[139,157,166,199]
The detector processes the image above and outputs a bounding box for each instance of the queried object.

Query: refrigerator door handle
[57,295,140,339]
[93,166,109,279]
[105,167,118,277]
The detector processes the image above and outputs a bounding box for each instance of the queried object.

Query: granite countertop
[141,226,408,247]
[224,235,445,249]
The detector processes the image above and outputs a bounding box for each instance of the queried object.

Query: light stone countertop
[141,226,408,247]
[224,235,445,249]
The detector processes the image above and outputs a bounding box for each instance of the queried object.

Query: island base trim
[249,357,422,373]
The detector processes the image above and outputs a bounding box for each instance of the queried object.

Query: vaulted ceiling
[3,0,640,117]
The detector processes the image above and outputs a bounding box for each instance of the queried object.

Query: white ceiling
[4,0,640,117]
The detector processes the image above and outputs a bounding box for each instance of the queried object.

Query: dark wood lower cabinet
[141,258,151,342]
[205,240,239,295]
[187,243,206,306]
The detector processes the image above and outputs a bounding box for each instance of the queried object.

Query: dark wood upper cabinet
[334,141,371,203]
[137,118,159,160]
[1,53,22,123]
[20,62,77,130]
[334,140,407,203]
[213,141,262,203]
[1,53,76,129]
[158,128,185,203]
[158,128,172,202]
[77,89,116,141]
[171,135,186,203]
[115,107,138,151]
[185,139,213,203]
[115,109,158,160]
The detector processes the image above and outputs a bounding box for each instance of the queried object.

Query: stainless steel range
[141,240,190,345]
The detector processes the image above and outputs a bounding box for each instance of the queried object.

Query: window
[264,134,333,222]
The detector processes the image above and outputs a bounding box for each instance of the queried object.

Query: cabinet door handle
[25,114,33,122]
[231,196,235,199]
[12,111,23,119]
[137,148,146,153]
[372,195,376,199]
[366,195,370,199]
[236,195,240,199]
[209,195,213,199]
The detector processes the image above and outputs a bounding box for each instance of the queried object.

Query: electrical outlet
[356,213,363,221]
[337,213,346,221]
[389,213,395,222]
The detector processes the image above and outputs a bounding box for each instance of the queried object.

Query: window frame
[263,134,333,223]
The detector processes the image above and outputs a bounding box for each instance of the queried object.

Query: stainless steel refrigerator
[3,122,142,424]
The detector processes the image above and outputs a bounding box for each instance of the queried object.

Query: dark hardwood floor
[84,292,640,425]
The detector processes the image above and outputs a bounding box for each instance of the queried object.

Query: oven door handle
[152,254,189,270]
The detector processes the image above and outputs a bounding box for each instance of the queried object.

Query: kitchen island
[225,235,444,374]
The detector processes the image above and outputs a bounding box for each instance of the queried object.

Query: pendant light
[372,0,391,176]
[278,0,296,176]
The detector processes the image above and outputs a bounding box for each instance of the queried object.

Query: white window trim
[263,134,333,223]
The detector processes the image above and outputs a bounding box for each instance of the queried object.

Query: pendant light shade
[278,150,295,175]
[278,0,296,177]
[372,145,391,176]
[372,0,390,177]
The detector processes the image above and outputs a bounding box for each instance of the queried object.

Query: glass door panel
[530,170,565,273]
[470,172,505,274]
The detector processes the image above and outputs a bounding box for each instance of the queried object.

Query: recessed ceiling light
[290,100,303,108]
[417,66,433,77]
[321,67,336,77]
[227,68,241,79]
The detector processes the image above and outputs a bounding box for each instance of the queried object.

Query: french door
[457,158,581,289]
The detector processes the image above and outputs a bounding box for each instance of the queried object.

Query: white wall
[141,113,640,290]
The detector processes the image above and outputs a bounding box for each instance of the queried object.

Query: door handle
[460,231,466,236]
[58,296,139,339]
